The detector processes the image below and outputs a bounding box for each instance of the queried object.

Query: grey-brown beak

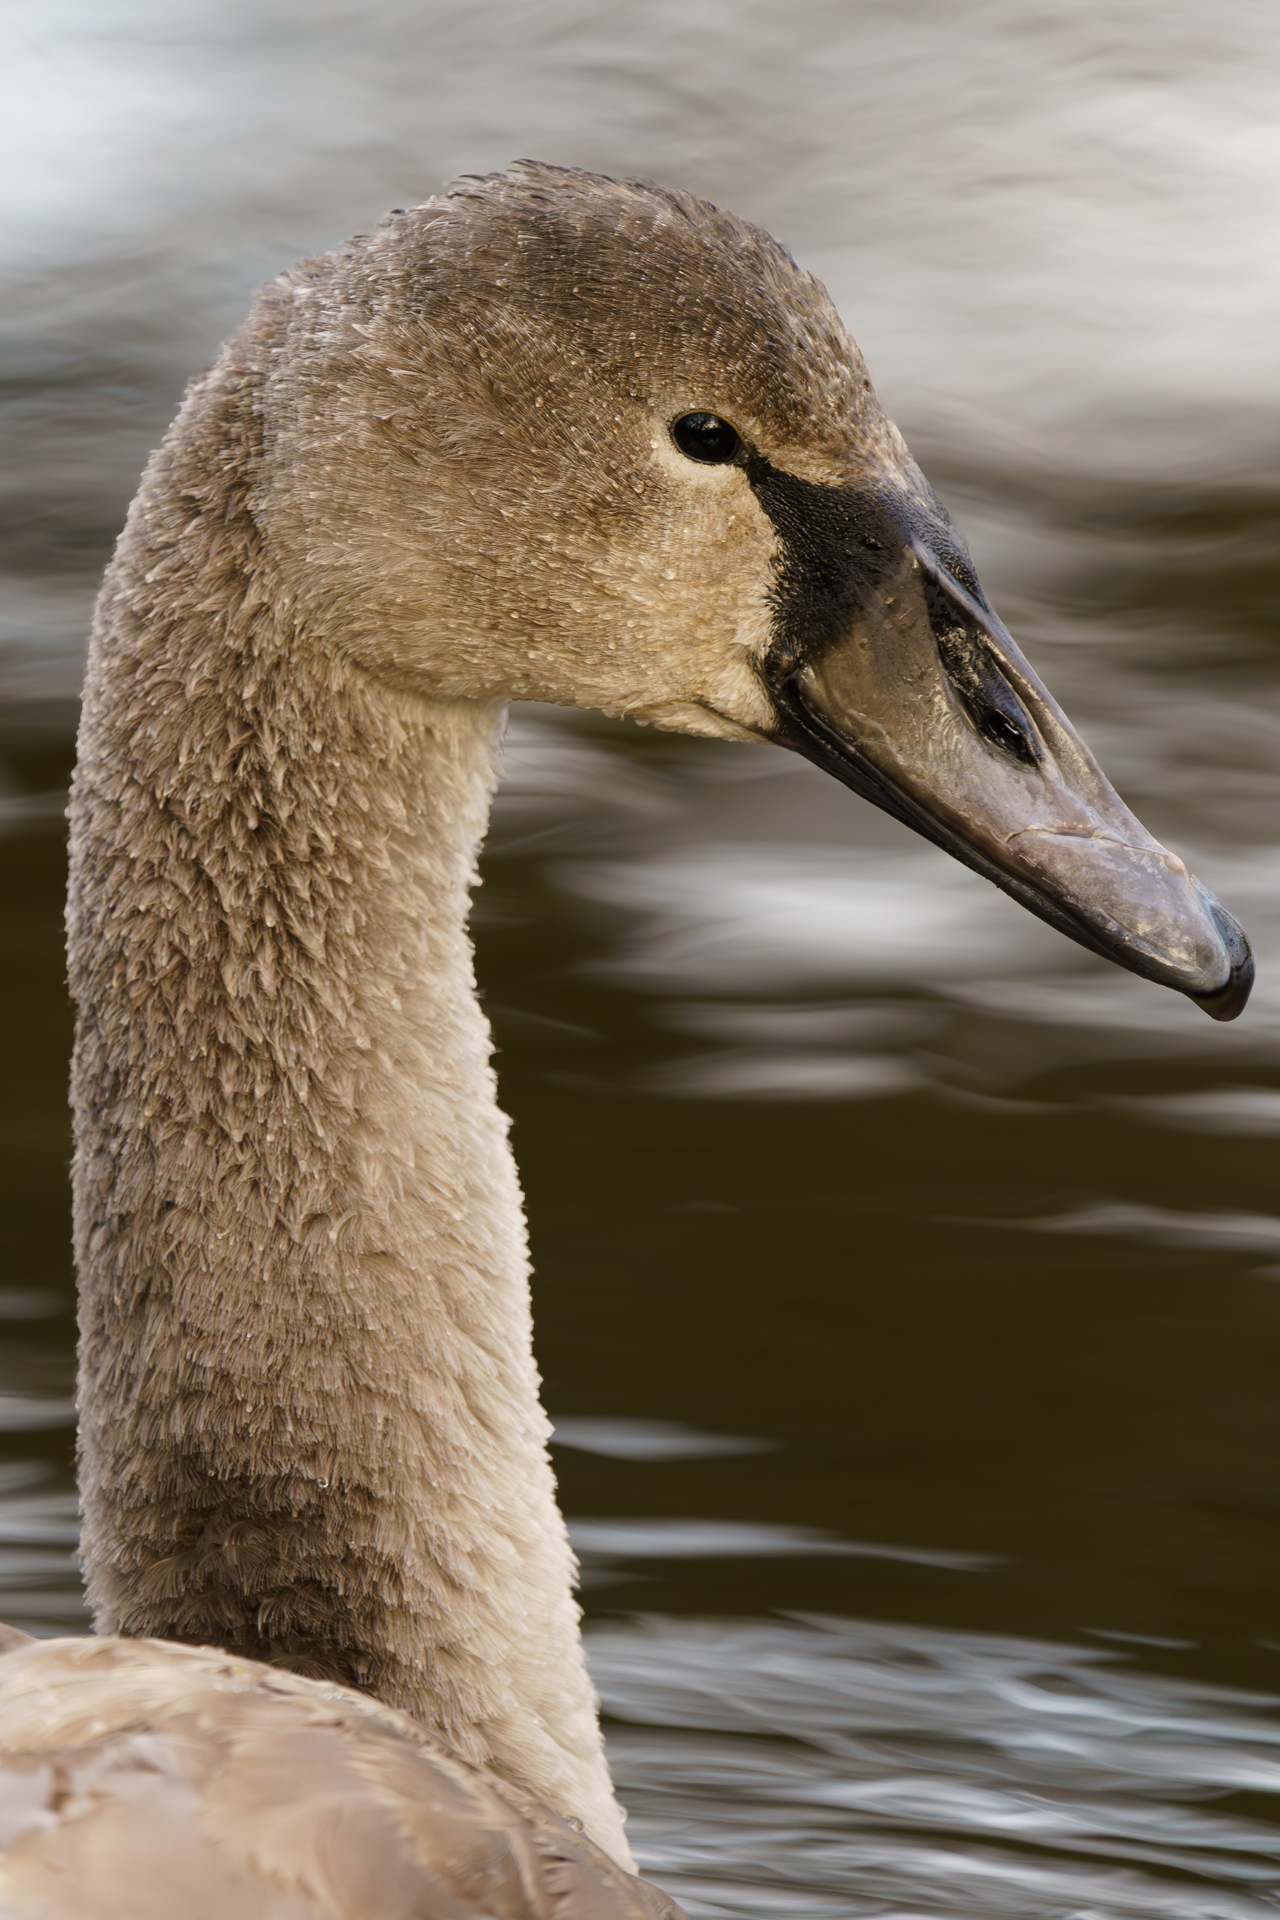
[763,513,1252,1021]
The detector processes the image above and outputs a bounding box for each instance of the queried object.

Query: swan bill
[751,473,1254,1021]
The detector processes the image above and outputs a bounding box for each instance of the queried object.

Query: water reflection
[1113,1089,1280,1136]
[4,1,1280,1912]
[0,1468,82,1635]
[571,1521,997,1573]
[596,1614,1280,1918]
[553,1418,774,1462]
[1026,1205,1280,1255]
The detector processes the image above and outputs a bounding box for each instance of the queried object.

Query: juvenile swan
[0,163,1251,1914]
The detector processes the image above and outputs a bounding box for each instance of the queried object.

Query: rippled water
[3,2,1280,1912]
[596,1613,1280,1918]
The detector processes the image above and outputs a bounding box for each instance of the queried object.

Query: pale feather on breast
[0,1635,684,1919]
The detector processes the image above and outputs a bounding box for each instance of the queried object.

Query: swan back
[0,1635,682,1918]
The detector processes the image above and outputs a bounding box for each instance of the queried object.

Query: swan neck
[67,353,629,1863]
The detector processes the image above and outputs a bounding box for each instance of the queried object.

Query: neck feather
[67,353,628,1863]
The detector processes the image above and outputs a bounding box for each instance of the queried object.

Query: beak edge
[1188,900,1255,1022]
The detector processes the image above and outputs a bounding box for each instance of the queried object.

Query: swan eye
[671,413,742,464]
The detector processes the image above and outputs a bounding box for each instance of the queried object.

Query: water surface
[2,4,1280,1912]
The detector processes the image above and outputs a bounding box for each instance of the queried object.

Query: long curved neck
[67,353,629,1863]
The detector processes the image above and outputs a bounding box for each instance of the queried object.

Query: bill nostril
[920,570,1039,768]
[932,616,1039,767]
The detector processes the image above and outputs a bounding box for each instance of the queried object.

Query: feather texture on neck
[67,335,629,1862]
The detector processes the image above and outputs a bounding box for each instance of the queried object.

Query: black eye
[671,413,743,464]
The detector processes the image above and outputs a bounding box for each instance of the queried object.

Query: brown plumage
[0,159,1248,1913]
[0,1631,679,1917]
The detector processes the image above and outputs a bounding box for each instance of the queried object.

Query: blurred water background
[3,2,1280,1912]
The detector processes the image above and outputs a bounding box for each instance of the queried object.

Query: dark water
[4,3,1280,1911]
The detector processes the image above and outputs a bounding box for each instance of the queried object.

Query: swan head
[257,161,1251,1019]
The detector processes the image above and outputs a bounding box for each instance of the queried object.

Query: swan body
[0,1630,677,1917]
[0,162,1251,1911]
